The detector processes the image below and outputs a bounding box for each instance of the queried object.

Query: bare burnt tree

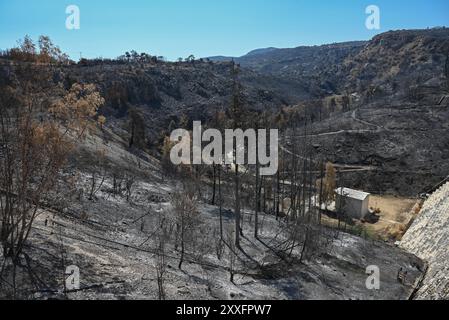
[111,169,124,196]
[0,79,102,258]
[120,171,137,202]
[276,110,332,264]
[172,184,200,270]
[213,227,224,260]
[155,211,169,300]
[254,116,261,239]
[227,62,248,248]
[225,228,237,284]
[0,69,103,296]
[209,110,226,208]
[87,148,108,200]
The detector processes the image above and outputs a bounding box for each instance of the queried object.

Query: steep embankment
[400,181,449,299]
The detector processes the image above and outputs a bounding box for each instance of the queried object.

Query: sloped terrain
[211,28,449,96]
[0,113,430,300]
[341,29,449,93]
[400,181,449,299]
[73,29,449,195]
[57,60,310,141]
[290,100,449,196]
[2,29,448,197]
[0,134,425,300]
[0,59,308,142]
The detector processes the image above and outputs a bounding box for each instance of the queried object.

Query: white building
[335,187,370,219]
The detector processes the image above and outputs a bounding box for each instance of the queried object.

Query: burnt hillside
[1,28,449,195]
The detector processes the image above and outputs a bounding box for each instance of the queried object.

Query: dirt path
[279,143,378,172]
[351,109,385,130]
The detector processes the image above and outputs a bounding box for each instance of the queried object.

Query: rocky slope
[400,181,449,299]
[211,28,449,96]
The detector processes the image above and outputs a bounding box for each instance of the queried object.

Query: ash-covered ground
[0,136,426,300]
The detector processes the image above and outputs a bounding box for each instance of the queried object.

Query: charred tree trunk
[211,164,216,205]
[178,217,185,270]
[218,165,223,240]
[319,161,324,225]
[234,163,241,248]
[255,137,260,239]
[276,168,280,220]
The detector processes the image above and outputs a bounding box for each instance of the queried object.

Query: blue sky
[0,0,448,61]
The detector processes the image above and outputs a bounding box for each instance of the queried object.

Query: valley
[1,27,449,300]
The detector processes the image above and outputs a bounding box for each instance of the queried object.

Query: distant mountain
[207,41,368,95]
[208,41,367,75]
[205,55,234,62]
[207,48,279,62]
[245,47,279,56]
[209,28,449,96]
